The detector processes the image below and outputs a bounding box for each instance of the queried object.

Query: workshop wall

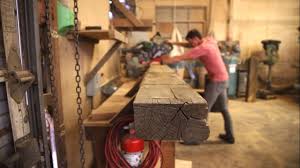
[56,0,121,167]
[231,0,300,84]
[136,0,299,84]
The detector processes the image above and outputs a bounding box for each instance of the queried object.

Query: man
[162,29,235,144]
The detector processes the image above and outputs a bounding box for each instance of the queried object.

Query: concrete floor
[175,95,300,168]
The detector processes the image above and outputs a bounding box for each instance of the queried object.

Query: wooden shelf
[84,79,139,127]
[78,29,128,43]
[111,18,153,31]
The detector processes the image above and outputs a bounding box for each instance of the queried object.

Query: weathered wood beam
[111,0,144,27]
[84,41,121,84]
[133,65,209,142]
[0,0,31,142]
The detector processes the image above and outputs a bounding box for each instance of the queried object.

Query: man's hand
[161,55,174,64]
[161,54,193,64]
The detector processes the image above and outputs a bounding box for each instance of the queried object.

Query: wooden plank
[161,141,175,168]
[111,0,144,27]
[111,18,153,31]
[78,29,128,43]
[84,126,109,168]
[134,65,209,141]
[85,41,122,84]
[0,0,30,141]
[88,80,138,124]
[156,22,173,35]
[246,56,258,102]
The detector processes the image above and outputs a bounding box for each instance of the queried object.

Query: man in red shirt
[162,29,235,144]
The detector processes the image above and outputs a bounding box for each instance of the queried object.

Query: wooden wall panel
[0,9,13,161]
[189,8,206,21]
[138,0,299,84]
[231,0,300,83]
[57,0,122,167]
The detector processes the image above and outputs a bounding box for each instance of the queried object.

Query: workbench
[83,78,175,168]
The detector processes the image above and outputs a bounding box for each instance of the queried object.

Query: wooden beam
[0,0,30,141]
[133,65,209,142]
[78,29,128,43]
[111,0,144,27]
[246,56,258,102]
[111,18,153,31]
[84,41,122,84]
[161,141,175,168]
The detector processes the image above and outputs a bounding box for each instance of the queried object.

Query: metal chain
[44,0,65,167]
[73,0,85,167]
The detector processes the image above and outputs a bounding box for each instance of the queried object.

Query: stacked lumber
[134,65,209,142]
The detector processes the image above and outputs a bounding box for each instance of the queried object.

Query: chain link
[73,0,86,167]
[44,0,65,167]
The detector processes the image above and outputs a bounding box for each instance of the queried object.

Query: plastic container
[57,1,74,35]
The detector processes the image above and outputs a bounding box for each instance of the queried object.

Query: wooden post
[161,141,175,168]
[246,56,258,102]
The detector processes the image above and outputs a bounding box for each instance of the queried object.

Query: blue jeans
[204,80,234,136]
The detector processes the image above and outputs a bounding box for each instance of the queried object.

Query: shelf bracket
[84,41,122,84]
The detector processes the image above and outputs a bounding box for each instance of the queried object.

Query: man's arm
[161,54,194,64]
[169,41,192,48]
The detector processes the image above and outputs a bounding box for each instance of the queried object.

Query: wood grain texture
[161,141,175,168]
[111,0,144,27]
[134,65,209,141]
[0,0,30,141]
[111,18,153,31]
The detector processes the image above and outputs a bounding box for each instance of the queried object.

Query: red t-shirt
[185,37,228,82]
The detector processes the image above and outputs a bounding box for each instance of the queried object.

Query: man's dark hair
[185,29,202,40]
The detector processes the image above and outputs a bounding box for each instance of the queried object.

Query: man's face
[187,37,202,47]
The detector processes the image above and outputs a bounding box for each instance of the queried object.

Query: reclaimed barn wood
[134,65,209,141]
[0,0,30,141]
